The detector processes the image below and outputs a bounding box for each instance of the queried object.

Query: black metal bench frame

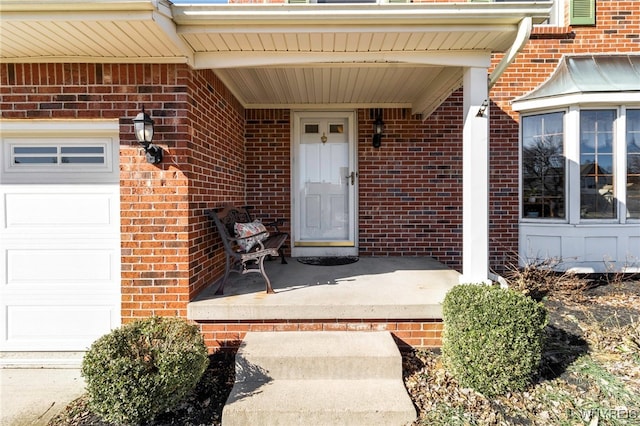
[206,205,288,295]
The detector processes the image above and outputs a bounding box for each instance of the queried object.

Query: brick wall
[245,109,292,243]
[187,69,246,300]
[492,2,640,122]
[358,107,463,265]
[200,320,443,351]
[0,63,246,324]
[244,106,464,269]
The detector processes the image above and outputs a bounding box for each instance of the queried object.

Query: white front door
[292,111,357,257]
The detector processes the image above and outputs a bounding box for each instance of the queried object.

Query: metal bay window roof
[0,0,552,117]
[513,54,640,111]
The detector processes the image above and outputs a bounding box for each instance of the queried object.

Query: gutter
[0,1,157,13]
[489,16,532,88]
[172,4,552,26]
[485,16,532,285]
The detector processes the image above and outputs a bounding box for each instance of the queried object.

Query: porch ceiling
[0,0,552,117]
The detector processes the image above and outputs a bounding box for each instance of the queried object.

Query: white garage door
[0,120,121,360]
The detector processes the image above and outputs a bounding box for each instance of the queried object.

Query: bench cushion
[234,220,268,251]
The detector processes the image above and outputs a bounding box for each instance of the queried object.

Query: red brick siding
[244,106,464,268]
[200,320,443,351]
[245,109,292,246]
[187,69,246,300]
[0,63,245,323]
[358,107,462,266]
[492,2,640,120]
[243,1,640,275]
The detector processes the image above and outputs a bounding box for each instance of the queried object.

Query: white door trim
[291,110,358,257]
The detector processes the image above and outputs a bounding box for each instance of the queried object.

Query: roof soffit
[0,1,553,117]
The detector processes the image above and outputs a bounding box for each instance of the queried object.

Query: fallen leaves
[403,279,640,426]
[49,280,640,426]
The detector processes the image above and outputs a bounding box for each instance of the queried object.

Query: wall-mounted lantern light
[476,99,489,118]
[133,107,163,164]
[372,110,384,148]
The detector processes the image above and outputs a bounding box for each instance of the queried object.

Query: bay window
[513,55,639,271]
[579,110,615,219]
[521,107,640,223]
[521,112,565,219]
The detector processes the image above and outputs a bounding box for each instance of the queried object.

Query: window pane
[60,146,104,154]
[61,157,105,164]
[329,124,344,134]
[60,146,106,164]
[521,112,565,219]
[627,109,640,218]
[14,147,57,154]
[14,156,58,164]
[305,124,319,134]
[12,146,58,164]
[580,110,616,219]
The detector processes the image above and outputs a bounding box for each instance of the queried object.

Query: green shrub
[442,284,548,397]
[81,316,209,425]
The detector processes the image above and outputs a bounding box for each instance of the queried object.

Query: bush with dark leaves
[81,317,209,425]
[442,284,548,397]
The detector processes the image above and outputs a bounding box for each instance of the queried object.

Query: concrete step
[222,379,417,426]
[235,331,402,381]
[222,331,417,426]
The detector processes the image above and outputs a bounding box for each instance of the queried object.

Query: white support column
[459,67,490,284]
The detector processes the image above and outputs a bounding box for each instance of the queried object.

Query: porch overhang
[0,0,552,118]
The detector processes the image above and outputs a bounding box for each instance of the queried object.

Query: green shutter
[288,0,309,3]
[570,0,596,26]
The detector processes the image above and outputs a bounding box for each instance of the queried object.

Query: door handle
[346,171,356,185]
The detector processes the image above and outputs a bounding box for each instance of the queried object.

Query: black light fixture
[372,109,384,148]
[476,99,489,118]
[133,107,163,164]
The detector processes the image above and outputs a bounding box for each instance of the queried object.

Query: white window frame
[621,107,640,221]
[543,0,563,27]
[0,120,119,184]
[520,105,640,225]
[7,141,109,169]
[494,0,563,27]
[519,109,568,222]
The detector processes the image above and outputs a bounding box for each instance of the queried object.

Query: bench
[206,205,288,295]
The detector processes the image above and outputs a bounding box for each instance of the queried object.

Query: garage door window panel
[11,144,106,166]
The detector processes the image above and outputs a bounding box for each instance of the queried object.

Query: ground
[49,277,640,426]
[404,277,640,425]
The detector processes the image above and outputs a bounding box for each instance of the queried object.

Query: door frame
[291,110,358,257]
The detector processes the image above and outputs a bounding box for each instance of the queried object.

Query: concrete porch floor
[188,257,460,321]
